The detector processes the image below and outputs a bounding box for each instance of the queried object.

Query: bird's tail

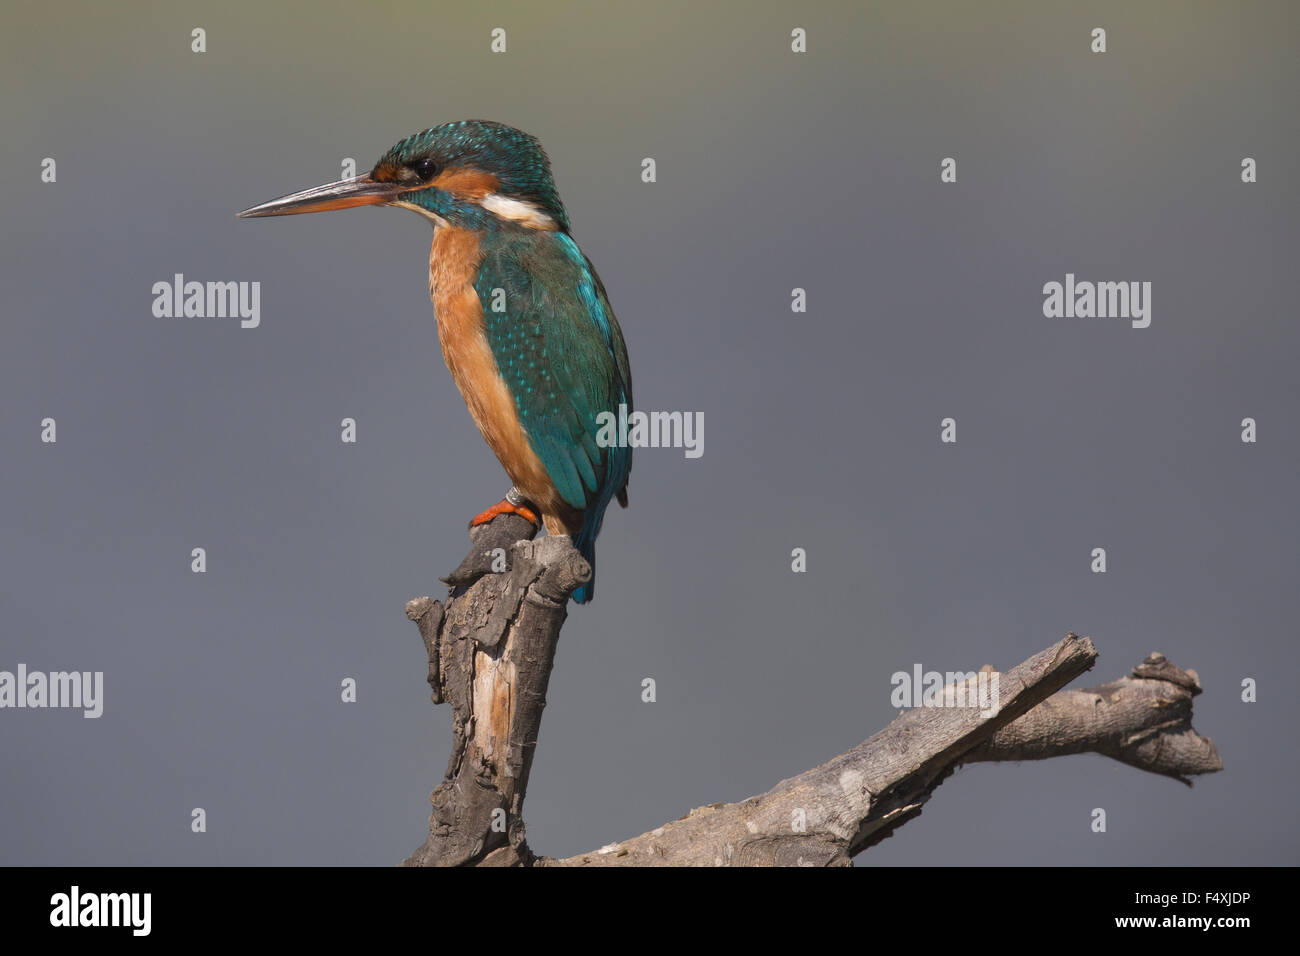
[572,525,597,604]
[571,474,627,604]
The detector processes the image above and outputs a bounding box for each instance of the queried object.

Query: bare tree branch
[963,654,1220,785]
[402,523,1221,867]
[401,516,588,867]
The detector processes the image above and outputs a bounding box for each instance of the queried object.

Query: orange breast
[427,227,578,534]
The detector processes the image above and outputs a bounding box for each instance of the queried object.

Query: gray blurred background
[1,1,1296,866]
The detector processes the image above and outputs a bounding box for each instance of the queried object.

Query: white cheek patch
[480,193,557,230]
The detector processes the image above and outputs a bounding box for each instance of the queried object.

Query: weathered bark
[401,514,590,867]
[963,653,1220,785]
[403,523,1221,867]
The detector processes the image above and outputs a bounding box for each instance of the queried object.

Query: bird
[237,120,631,603]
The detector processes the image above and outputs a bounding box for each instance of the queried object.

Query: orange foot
[470,498,540,528]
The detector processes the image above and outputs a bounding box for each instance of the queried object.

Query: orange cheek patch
[371,160,405,183]
[432,166,500,200]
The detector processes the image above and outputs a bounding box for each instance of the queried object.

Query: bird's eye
[410,157,441,180]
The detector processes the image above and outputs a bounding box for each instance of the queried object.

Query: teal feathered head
[372,120,571,232]
[237,119,570,232]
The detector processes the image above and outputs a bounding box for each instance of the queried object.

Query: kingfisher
[237,120,631,603]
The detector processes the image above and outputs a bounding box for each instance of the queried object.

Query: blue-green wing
[475,231,632,517]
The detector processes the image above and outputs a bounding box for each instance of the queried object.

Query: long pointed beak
[236,173,403,218]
